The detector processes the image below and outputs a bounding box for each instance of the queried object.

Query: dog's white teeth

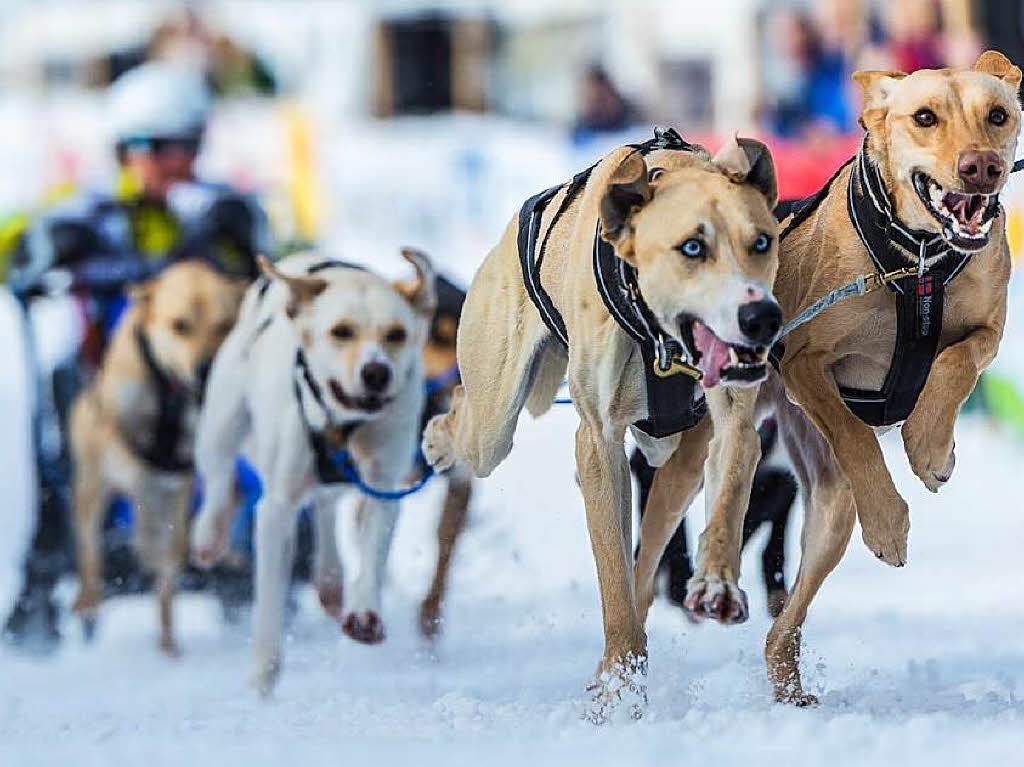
[981,217,994,233]
[728,347,740,366]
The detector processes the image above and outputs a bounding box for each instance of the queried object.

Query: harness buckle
[652,351,703,380]
[863,267,918,294]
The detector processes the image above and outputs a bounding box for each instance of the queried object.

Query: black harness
[293,347,363,485]
[776,139,975,427]
[284,258,369,485]
[130,328,194,473]
[518,127,706,439]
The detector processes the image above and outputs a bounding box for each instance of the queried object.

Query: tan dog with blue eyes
[636,51,1022,706]
[69,260,245,656]
[423,132,782,721]
[191,249,435,695]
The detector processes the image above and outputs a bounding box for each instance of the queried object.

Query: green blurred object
[970,371,1024,437]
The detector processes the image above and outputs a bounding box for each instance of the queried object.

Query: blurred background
[3,2,1024,760]
[2,0,1024,274]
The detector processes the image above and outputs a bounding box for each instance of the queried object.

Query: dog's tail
[524,341,567,418]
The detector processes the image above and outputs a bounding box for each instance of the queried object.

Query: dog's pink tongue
[693,322,730,388]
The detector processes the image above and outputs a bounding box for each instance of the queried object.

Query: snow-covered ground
[2,278,1024,764]
[2,107,1024,764]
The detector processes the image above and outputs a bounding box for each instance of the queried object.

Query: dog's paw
[422,414,455,471]
[190,513,230,570]
[159,636,182,658]
[249,653,282,698]
[774,686,819,707]
[684,570,749,625]
[316,579,344,620]
[584,653,648,725]
[903,414,956,493]
[342,611,386,645]
[72,587,101,616]
[859,497,909,567]
[418,596,443,639]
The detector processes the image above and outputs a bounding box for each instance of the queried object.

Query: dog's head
[133,260,245,392]
[260,249,436,421]
[599,137,781,387]
[854,50,1022,253]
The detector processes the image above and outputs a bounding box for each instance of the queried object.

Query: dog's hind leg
[749,468,796,617]
[419,466,471,639]
[423,235,561,478]
[633,418,711,625]
[765,388,855,705]
[312,491,343,621]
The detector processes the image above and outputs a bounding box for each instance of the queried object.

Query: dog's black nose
[958,150,1003,193]
[738,300,782,346]
[361,362,391,393]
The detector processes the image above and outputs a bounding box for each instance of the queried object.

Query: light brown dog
[638,51,1021,705]
[424,133,782,720]
[70,260,244,655]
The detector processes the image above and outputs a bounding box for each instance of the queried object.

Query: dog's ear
[599,150,652,264]
[852,70,907,132]
[712,136,778,208]
[128,279,155,319]
[393,247,437,320]
[257,255,328,319]
[974,50,1023,91]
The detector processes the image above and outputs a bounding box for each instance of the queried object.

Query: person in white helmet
[1,61,270,650]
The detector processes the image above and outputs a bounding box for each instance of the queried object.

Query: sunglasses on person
[121,136,201,155]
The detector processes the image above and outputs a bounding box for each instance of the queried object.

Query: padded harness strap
[517,127,706,438]
[131,328,194,473]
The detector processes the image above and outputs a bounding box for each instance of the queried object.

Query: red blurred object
[694,133,863,201]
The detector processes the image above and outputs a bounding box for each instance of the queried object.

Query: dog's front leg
[154,479,192,657]
[250,493,299,696]
[312,491,344,621]
[902,324,1002,492]
[340,493,398,645]
[784,351,909,566]
[576,419,646,723]
[686,387,760,624]
[633,417,711,625]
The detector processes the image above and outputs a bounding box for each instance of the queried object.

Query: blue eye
[753,233,771,253]
[679,238,705,258]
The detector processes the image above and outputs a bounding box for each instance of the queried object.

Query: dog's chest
[830,258,1001,392]
[115,379,199,470]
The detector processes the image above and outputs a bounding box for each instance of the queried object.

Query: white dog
[191,249,436,695]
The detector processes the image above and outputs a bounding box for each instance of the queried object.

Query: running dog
[639,51,1022,705]
[191,249,436,695]
[417,275,473,639]
[423,130,782,719]
[69,260,245,655]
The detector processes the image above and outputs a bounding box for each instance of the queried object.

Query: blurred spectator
[761,6,856,138]
[91,5,277,97]
[0,62,269,652]
[972,0,1024,80]
[881,0,945,72]
[571,65,642,143]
